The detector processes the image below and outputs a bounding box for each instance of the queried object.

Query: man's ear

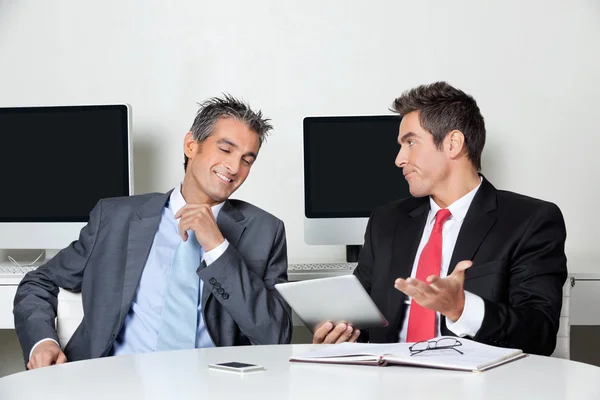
[446,130,466,160]
[184,132,198,159]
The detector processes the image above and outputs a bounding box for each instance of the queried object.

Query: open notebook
[290,337,526,372]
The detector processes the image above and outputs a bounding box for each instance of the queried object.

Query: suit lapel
[118,192,170,326]
[386,199,429,341]
[217,201,246,248]
[448,177,498,275]
[201,200,246,308]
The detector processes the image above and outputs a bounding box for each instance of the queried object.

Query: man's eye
[220,148,231,153]
[408,140,415,147]
[242,158,252,166]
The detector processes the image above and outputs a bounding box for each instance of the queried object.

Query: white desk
[1,344,599,399]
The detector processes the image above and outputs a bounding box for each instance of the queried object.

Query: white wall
[0,0,598,264]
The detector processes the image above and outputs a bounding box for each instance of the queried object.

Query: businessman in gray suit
[14,95,292,369]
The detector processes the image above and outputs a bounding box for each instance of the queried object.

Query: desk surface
[1,344,599,399]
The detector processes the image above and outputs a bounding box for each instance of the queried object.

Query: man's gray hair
[184,94,273,170]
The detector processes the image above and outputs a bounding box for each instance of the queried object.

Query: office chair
[551,279,572,359]
[56,288,84,349]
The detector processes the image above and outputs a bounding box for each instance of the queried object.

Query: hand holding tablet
[275,275,388,343]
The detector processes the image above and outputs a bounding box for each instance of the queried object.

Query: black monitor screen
[0,105,130,222]
[304,115,411,218]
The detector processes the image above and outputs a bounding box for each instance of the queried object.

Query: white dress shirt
[398,179,485,342]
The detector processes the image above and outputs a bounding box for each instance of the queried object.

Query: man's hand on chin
[175,204,225,251]
[394,260,473,321]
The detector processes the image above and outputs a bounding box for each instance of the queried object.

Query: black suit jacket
[353,177,567,355]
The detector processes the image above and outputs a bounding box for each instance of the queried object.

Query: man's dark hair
[184,94,273,171]
[391,81,485,170]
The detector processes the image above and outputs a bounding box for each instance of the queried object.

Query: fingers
[177,221,189,241]
[393,261,472,317]
[427,275,449,291]
[176,205,216,242]
[348,329,361,343]
[29,351,58,369]
[313,322,360,344]
[312,322,334,344]
[175,204,213,220]
[447,260,473,285]
[395,277,436,298]
[394,278,409,292]
[29,355,41,369]
[28,341,64,370]
[452,260,473,274]
[56,351,67,364]
[407,277,437,297]
[395,276,444,311]
[174,204,194,220]
[177,213,201,241]
[41,351,57,367]
[313,322,352,344]
[324,323,350,344]
[334,325,355,344]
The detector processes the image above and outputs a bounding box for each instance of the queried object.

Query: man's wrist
[445,294,466,322]
[445,291,485,338]
[203,239,229,266]
[204,235,225,252]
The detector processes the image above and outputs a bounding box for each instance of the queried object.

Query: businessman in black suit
[313,82,567,356]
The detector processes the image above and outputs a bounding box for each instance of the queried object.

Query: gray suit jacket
[13,192,292,362]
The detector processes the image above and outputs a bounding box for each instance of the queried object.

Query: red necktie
[406,208,452,343]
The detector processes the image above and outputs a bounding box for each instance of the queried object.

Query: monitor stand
[18,249,59,266]
[0,248,60,268]
[44,249,60,263]
[346,245,363,263]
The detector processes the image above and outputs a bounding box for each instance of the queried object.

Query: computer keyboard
[0,263,357,284]
[0,265,37,285]
[287,263,357,281]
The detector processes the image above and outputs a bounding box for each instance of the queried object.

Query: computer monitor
[303,115,411,259]
[0,105,132,257]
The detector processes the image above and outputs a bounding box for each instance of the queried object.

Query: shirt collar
[168,184,225,220]
[427,177,482,224]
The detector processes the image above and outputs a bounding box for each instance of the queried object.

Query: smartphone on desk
[208,362,265,373]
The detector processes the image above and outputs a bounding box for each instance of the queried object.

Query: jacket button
[214,282,221,288]
[209,278,216,285]
[217,288,224,294]
[222,293,230,299]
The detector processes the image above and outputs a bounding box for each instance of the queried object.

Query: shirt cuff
[29,338,60,360]
[445,291,485,338]
[203,239,229,266]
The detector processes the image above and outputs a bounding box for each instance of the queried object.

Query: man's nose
[395,149,406,168]
[224,158,240,175]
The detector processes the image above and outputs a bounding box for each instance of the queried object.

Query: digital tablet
[275,275,388,332]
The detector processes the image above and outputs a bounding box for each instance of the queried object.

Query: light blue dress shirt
[112,186,229,356]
